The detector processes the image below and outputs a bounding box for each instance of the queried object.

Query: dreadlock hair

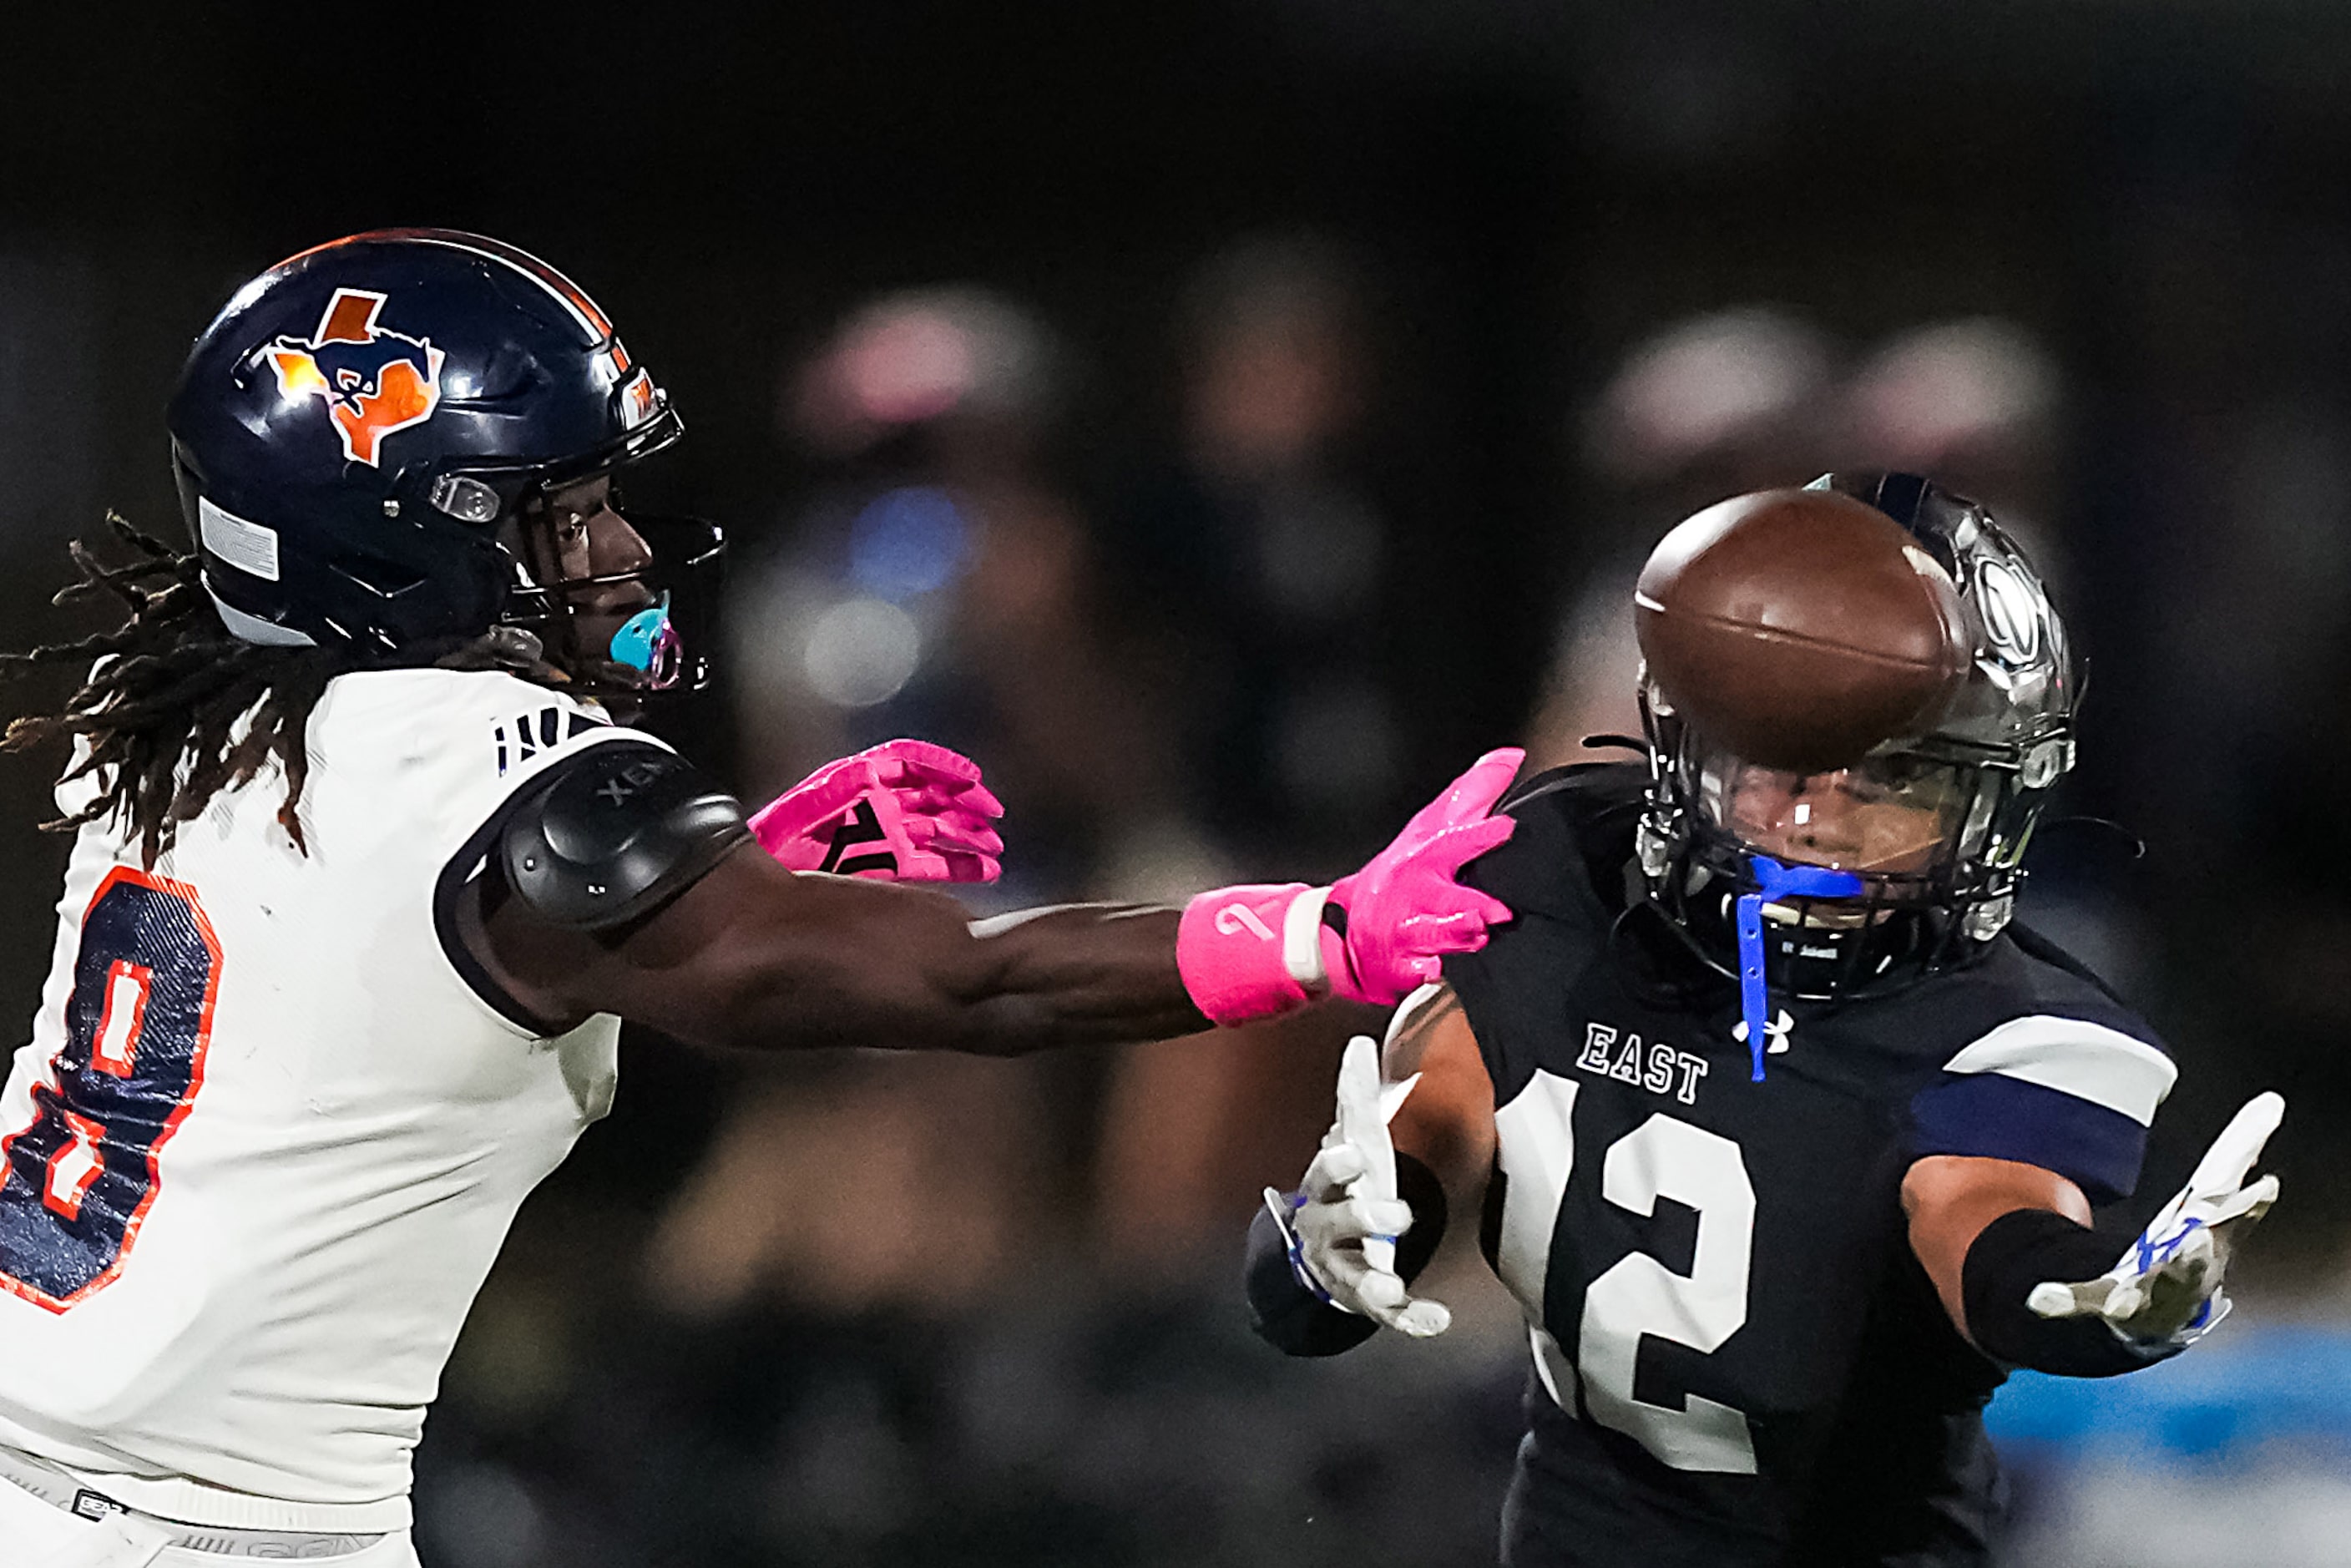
[0,513,550,867]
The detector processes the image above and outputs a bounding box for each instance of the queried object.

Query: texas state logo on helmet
[166,228,698,655]
[264,288,445,467]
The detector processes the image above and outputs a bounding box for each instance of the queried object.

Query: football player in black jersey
[1245,474,2283,1567]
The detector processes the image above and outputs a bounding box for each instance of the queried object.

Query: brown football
[1634,488,1972,772]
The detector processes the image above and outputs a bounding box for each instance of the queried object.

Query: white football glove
[1263,1034,1450,1338]
[2027,1090,2284,1348]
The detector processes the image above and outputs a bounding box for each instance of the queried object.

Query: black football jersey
[1441,764,2176,1568]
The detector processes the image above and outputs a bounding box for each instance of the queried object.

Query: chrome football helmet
[1635,473,2077,1065]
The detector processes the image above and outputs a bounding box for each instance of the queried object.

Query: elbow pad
[1960,1208,2181,1378]
[500,742,749,929]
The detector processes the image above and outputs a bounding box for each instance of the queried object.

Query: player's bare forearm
[670,875,1208,1055]
[1901,1155,2091,1343]
[478,839,1211,1055]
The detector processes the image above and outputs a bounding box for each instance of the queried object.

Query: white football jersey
[0,667,659,1531]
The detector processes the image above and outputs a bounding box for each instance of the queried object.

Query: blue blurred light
[847,486,972,600]
[1987,1324,2351,1463]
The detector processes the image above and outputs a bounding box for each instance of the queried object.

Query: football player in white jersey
[0,230,1524,1567]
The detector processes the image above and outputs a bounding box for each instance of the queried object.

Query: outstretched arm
[478,843,1206,1055]
[1904,1156,2098,1356]
[463,744,1522,1057]
[1904,1092,2283,1375]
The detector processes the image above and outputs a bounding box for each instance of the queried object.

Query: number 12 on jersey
[1503,1075,1760,1474]
[0,868,220,1312]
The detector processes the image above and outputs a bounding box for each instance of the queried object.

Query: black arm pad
[500,742,750,930]
[1960,1207,2180,1378]
[1244,1151,1450,1358]
[1246,1206,1379,1358]
[1393,1150,1449,1281]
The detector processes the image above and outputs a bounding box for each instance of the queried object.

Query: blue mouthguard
[1735,854,1863,1082]
[609,597,673,674]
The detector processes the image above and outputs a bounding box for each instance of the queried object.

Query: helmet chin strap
[1737,855,1865,1082]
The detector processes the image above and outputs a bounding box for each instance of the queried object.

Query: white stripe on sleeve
[1941,1015,2178,1126]
[1494,1068,1580,1318]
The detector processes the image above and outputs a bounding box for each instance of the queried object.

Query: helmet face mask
[1636,472,2077,1004]
[167,229,719,689]
[498,492,722,697]
[1689,745,1981,884]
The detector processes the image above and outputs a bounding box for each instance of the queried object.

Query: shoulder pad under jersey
[501,742,749,929]
[1455,759,1646,923]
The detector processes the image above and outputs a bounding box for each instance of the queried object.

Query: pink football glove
[1176,747,1523,1025]
[1326,746,1523,999]
[748,740,1005,883]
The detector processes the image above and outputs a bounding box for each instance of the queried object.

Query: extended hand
[1325,747,1523,1004]
[2028,1091,2284,1346]
[1266,1035,1451,1338]
[748,740,1005,883]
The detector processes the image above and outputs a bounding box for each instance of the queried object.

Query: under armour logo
[1731,1009,1797,1055]
[820,799,898,878]
[1214,903,1277,941]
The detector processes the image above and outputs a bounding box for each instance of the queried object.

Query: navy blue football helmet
[166,229,718,686]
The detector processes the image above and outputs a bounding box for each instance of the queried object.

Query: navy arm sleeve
[1906,1014,2177,1203]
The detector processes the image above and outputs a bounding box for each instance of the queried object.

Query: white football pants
[0,1471,420,1567]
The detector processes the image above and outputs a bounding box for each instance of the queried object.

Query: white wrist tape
[1282,885,1332,989]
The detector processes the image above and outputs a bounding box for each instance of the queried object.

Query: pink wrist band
[1176,883,1337,1025]
[1176,746,1524,1025]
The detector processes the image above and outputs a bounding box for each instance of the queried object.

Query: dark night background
[6,6,2351,1564]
